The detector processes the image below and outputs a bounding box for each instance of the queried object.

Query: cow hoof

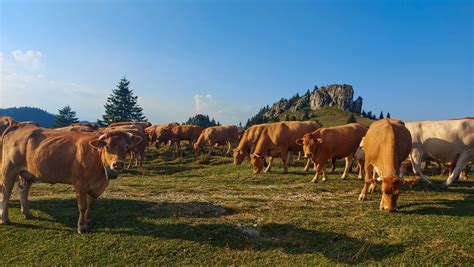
[77,225,90,234]
[310,179,318,183]
[358,176,363,180]
[341,176,347,180]
[322,178,327,182]
[23,213,36,220]
[358,194,366,201]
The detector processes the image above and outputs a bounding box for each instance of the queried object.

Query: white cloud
[194,94,214,114]
[0,52,3,64]
[11,50,42,70]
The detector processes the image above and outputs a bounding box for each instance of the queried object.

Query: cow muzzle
[111,161,125,170]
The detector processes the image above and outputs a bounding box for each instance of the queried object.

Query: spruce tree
[386,112,391,118]
[98,77,146,126]
[53,105,79,128]
[346,113,357,124]
[379,111,384,120]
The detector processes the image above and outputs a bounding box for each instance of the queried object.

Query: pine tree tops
[53,105,79,128]
[98,77,146,126]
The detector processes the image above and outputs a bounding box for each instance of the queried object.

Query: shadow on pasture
[398,198,474,217]
[9,198,404,263]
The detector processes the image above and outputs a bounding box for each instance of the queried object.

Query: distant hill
[246,84,377,128]
[0,107,55,127]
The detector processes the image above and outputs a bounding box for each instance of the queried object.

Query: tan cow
[145,123,179,146]
[0,116,16,135]
[155,125,204,155]
[0,127,142,233]
[405,119,474,187]
[108,121,152,128]
[249,121,320,174]
[102,126,148,168]
[358,118,412,212]
[194,125,239,155]
[55,125,96,132]
[297,123,368,182]
[233,124,270,165]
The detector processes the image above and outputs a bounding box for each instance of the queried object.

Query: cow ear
[89,139,106,149]
[317,138,323,144]
[296,138,303,145]
[128,134,143,148]
[251,153,262,159]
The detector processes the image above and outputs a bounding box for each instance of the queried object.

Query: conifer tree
[98,77,146,126]
[53,105,79,128]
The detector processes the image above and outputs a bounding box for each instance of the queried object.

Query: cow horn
[376,177,383,182]
[98,134,108,141]
[127,132,133,139]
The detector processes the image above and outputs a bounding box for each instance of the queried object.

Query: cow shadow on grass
[8,198,404,264]
[398,197,474,217]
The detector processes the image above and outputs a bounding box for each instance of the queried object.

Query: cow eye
[105,145,110,150]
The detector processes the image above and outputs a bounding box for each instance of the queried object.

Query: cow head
[377,176,403,212]
[156,128,174,145]
[89,131,142,173]
[296,133,322,158]
[233,148,246,165]
[250,153,265,174]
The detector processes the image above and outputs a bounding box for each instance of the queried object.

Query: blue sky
[1,0,472,124]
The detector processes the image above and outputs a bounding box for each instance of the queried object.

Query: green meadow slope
[0,146,472,265]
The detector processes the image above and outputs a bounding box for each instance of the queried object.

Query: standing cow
[194,125,239,155]
[404,119,474,188]
[1,127,142,233]
[358,119,412,212]
[297,123,368,183]
[250,121,320,174]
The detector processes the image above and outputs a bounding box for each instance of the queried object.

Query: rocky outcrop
[309,84,362,113]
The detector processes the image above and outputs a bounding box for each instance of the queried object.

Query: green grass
[280,107,375,127]
[1,145,473,265]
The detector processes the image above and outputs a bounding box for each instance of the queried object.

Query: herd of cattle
[0,115,473,233]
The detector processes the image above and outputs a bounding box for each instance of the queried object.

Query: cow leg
[341,156,353,180]
[280,148,289,173]
[444,151,472,187]
[359,163,373,201]
[85,194,95,224]
[321,161,328,181]
[287,152,294,166]
[304,158,312,172]
[297,151,302,161]
[310,162,321,183]
[1,169,17,225]
[264,157,275,173]
[127,151,134,169]
[356,159,364,180]
[75,188,90,233]
[18,178,35,219]
[410,149,432,185]
[225,141,232,156]
[330,158,336,173]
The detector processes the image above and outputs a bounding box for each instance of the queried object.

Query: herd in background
[0,115,473,233]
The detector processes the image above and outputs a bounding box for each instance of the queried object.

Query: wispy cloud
[11,50,42,70]
[193,93,254,125]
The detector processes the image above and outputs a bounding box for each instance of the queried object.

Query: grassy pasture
[0,145,473,265]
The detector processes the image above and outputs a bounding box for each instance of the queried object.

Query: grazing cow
[145,123,179,146]
[404,119,474,187]
[108,121,152,128]
[358,119,412,212]
[155,125,204,155]
[233,124,269,165]
[249,121,320,174]
[194,125,239,155]
[102,126,148,168]
[0,116,16,135]
[55,125,96,132]
[0,127,142,233]
[297,123,368,182]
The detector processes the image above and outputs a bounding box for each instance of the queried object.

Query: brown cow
[358,118,412,212]
[145,123,179,146]
[71,122,99,130]
[102,126,148,168]
[55,125,96,132]
[233,124,269,165]
[297,123,368,182]
[108,121,152,128]
[249,121,320,174]
[194,125,239,155]
[0,127,142,233]
[155,125,204,156]
[0,116,16,135]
